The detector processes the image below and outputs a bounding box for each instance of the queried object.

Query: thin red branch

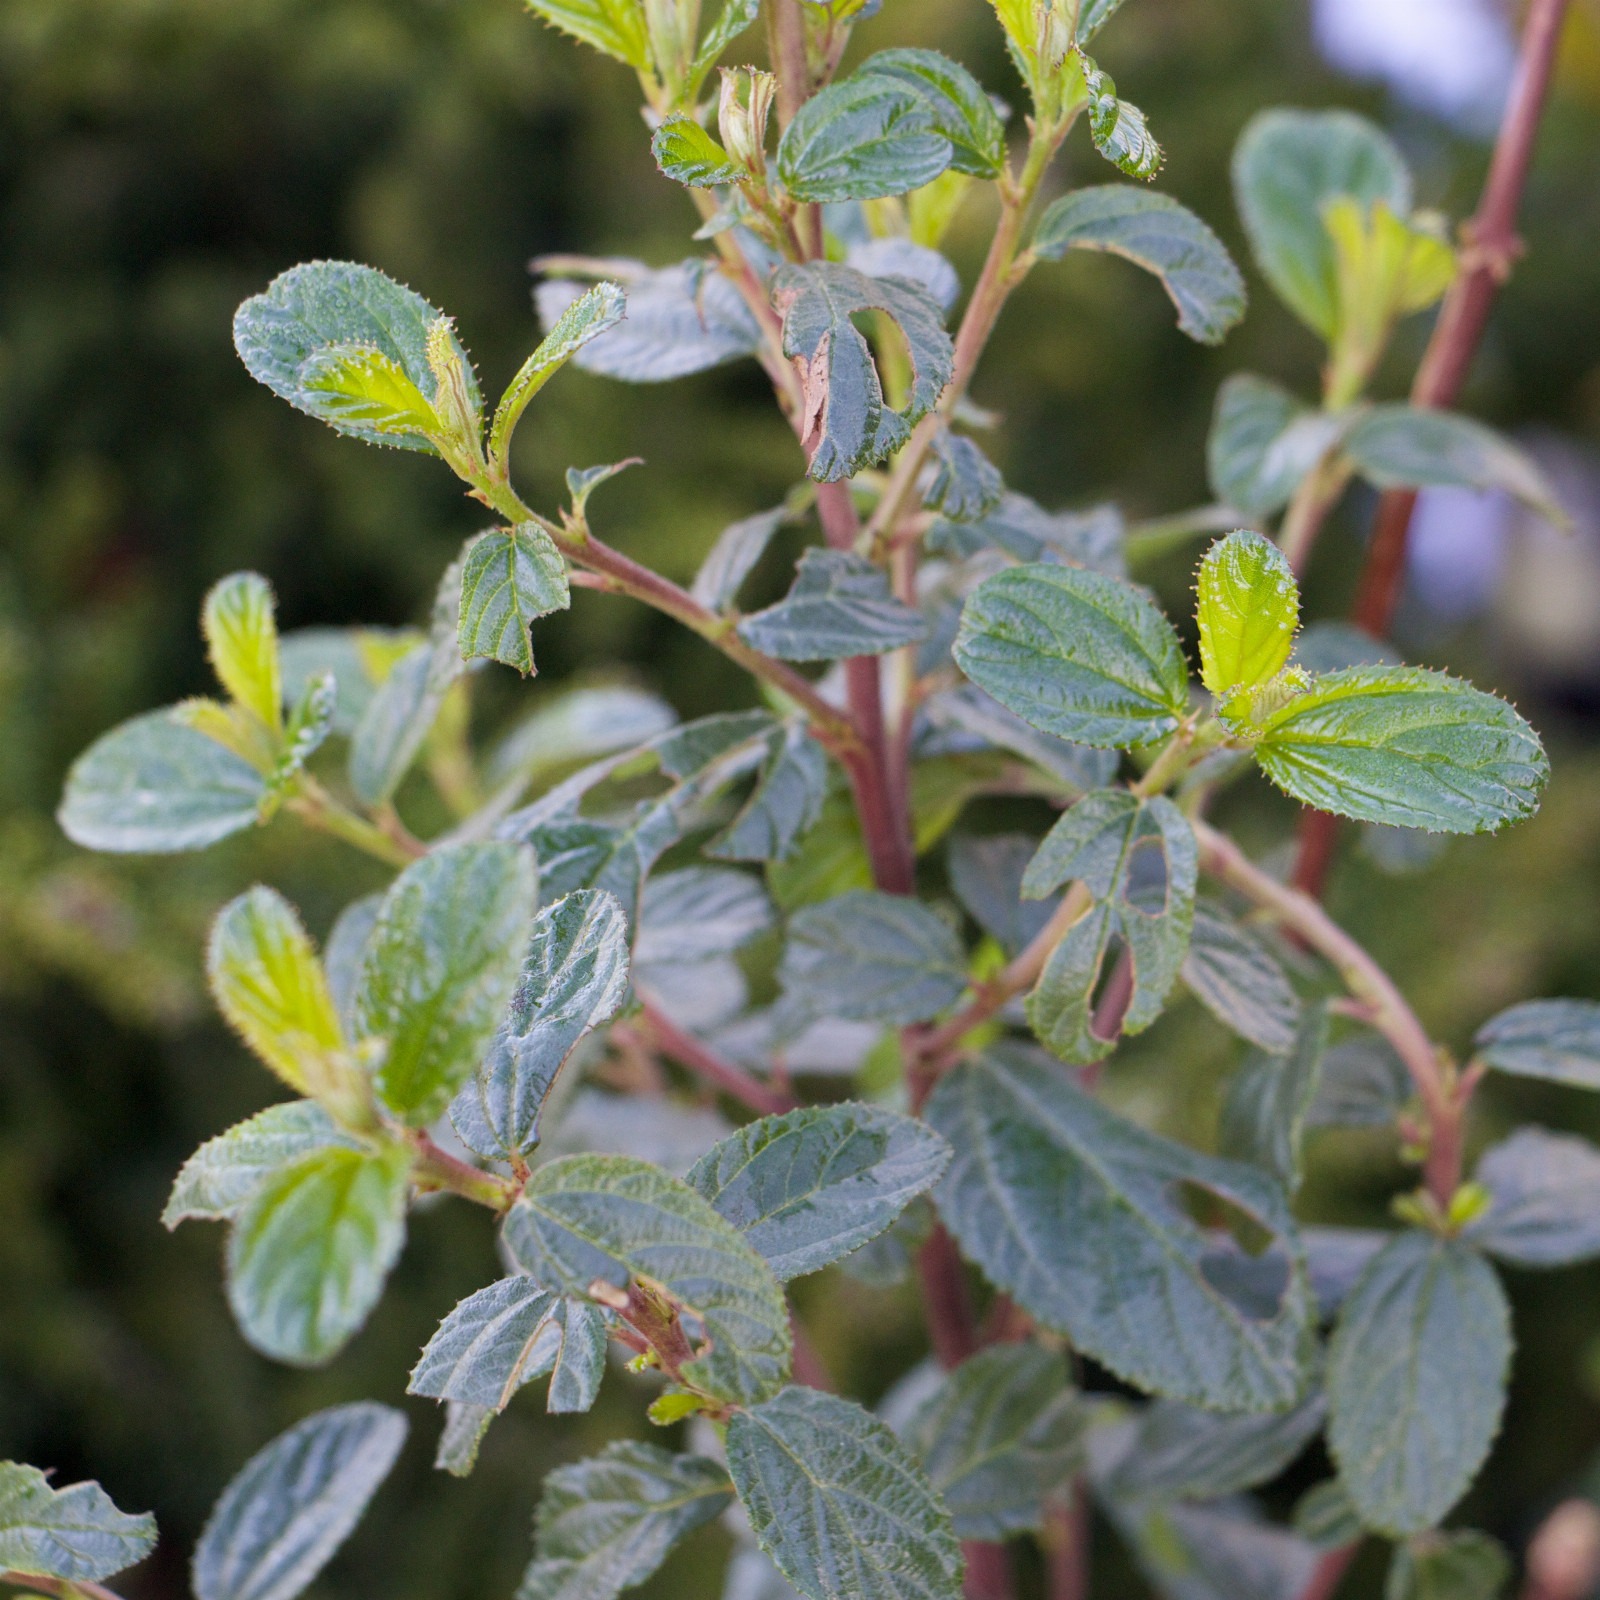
[1043,1491,1091,1600]
[2,1575,126,1600]
[634,997,798,1117]
[1297,1544,1360,1600]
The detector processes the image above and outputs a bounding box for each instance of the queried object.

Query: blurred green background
[4,0,1600,1595]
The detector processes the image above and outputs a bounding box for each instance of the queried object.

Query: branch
[1,1575,126,1600]
[408,1130,519,1210]
[634,995,798,1116]
[285,776,424,867]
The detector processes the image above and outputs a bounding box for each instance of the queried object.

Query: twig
[1297,1544,1360,1600]
[634,996,798,1116]
[1,1575,125,1600]
[1042,1490,1091,1600]
[409,1130,519,1211]
[916,1223,981,1368]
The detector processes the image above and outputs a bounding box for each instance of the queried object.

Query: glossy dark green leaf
[1181,899,1300,1055]
[737,549,927,660]
[457,525,570,675]
[226,1143,413,1367]
[1464,1128,1600,1267]
[1474,998,1600,1088]
[1231,108,1410,339]
[726,1387,963,1600]
[855,49,1007,178]
[518,1443,733,1600]
[450,888,629,1160]
[927,1045,1313,1410]
[772,262,952,481]
[776,77,950,203]
[1032,186,1245,344]
[653,116,744,187]
[0,1463,156,1584]
[1327,1230,1511,1535]
[779,890,969,1027]
[1251,666,1548,835]
[1218,1004,1330,1196]
[193,1403,406,1600]
[1385,1530,1510,1600]
[687,1102,951,1280]
[355,841,537,1126]
[954,563,1190,748]
[58,708,268,853]
[903,1344,1085,1539]
[502,1153,791,1404]
[1207,373,1346,519]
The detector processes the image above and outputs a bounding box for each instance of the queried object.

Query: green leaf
[772,261,953,481]
[1181,899,1301,1055]
[653,116,745,187]
[277,625,417,736]
[691,507,787,612]
[1032,186,1246,344]
[542,1298,610,1414]
[502,1153,791,1404]
[325,894,382,1035]
[1475,999,1600,1088]
[1218,1004,1330,1196]
[227,1143,413,1366]
[779,890,969,1027]
[0,1464,155,1583]
[435,1403,493,1478]
[855,49,1008,178]
[926,1045,1313,1410]
[566,458,639,520]
[489,685,677,789]
[1231,108,1410,339]
[1385,1531,1511,1600]
[1250,665,1549,835]
[1464,1127,1600,1267]
[686,1103,951,1280]
[1084,63,1162,180]
[636,867,772,963]
[708,718,829,864]
[954,563,1190,748]
[948,834,1062,955]
[776,77,951,203]
[1293,1478,1364,1548]
[903,1345,1085,1539]
[927,491,1127,574]
[924,433,1004,522]
[925,686,1120,795]
[1326,1230,1510,1535]
[293,344,443,441]
[1022,791,1197,1063]
[457,524,570,675]
[234,261,478,451]
[524,0,650,69]
[489,282,626,469]
[1077,0,1129,42]
[164,1101,361,1228]
[1207,374,1347,519]
[207,886,347,1100]
[450,889,631,1160]
[269,672,337,805]
[1196,530,1300,698]
[204,572,283,732]
[354,841,537,1126]
[1342,405,1570,528]
[1306,1034,1410,1129]
[726,1387,963,1600]
[688,0,761,91]
[193,1403,406,1600]
[58,707,268,853]
[536,263,762,383]
[518,1443,733,1600]
[737,549,927,660]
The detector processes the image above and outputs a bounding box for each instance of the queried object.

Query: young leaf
[953,563,1190,748]
[277,625,419,735]
[1326,1230,1511,1536]
[192,1403,407,1600]
[457,524,571,675]
[854,49,1008,178]
[1250,665,1548,835]
[204,572,283,733]
[164,1101,361,1228]
[1385,1530,1511,1600]
[502,1153,791,1404]
[1207,373,1348,519]
[435,1403,493,1478]
[1031,186,1246,345]
[726,1387,964,1600]
[1196,530,1300,698]
[0,1464,156,1584]
[736,548,927,660]
[1464,1127,1600,1267]
[1474,998,1600,1089]
[58,708,268,853]
[1217,1003,1330,1196]
[775,76,951,203]
[925,433,1004,522]
[536,262,762,382]
[778,890,969,1027]
[707,718,829,864]
[489,281,626,469]
[903,1345,1085,1539]
[293,345,442,441]
[519,1442,733,1600]
[524,0,651,71]
[1230,108,1411,340]
[451,889,630,1161]
[1181,899,1301,1055]
[772,262,953,481]
[1342,405,1570,530]
[653,116,745,187]
[926,1044,1313,1411]
[207,886,346,1099]
[1083,64,1162,180]
[691,507,787,612]
[687,1103,952,1280]
[233,261,478,451]
[1105,1390,1327,1502]
[354,841,537,1126]
[226,1143,413,1367]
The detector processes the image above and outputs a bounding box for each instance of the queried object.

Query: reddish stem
[1297,1544,1360,1600]
[1044,1491,1091,1600]
[963,1542,1013,1600]
[635,998,797,1116]
[788,1310,835,1391]
[916,1224,981,1369]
